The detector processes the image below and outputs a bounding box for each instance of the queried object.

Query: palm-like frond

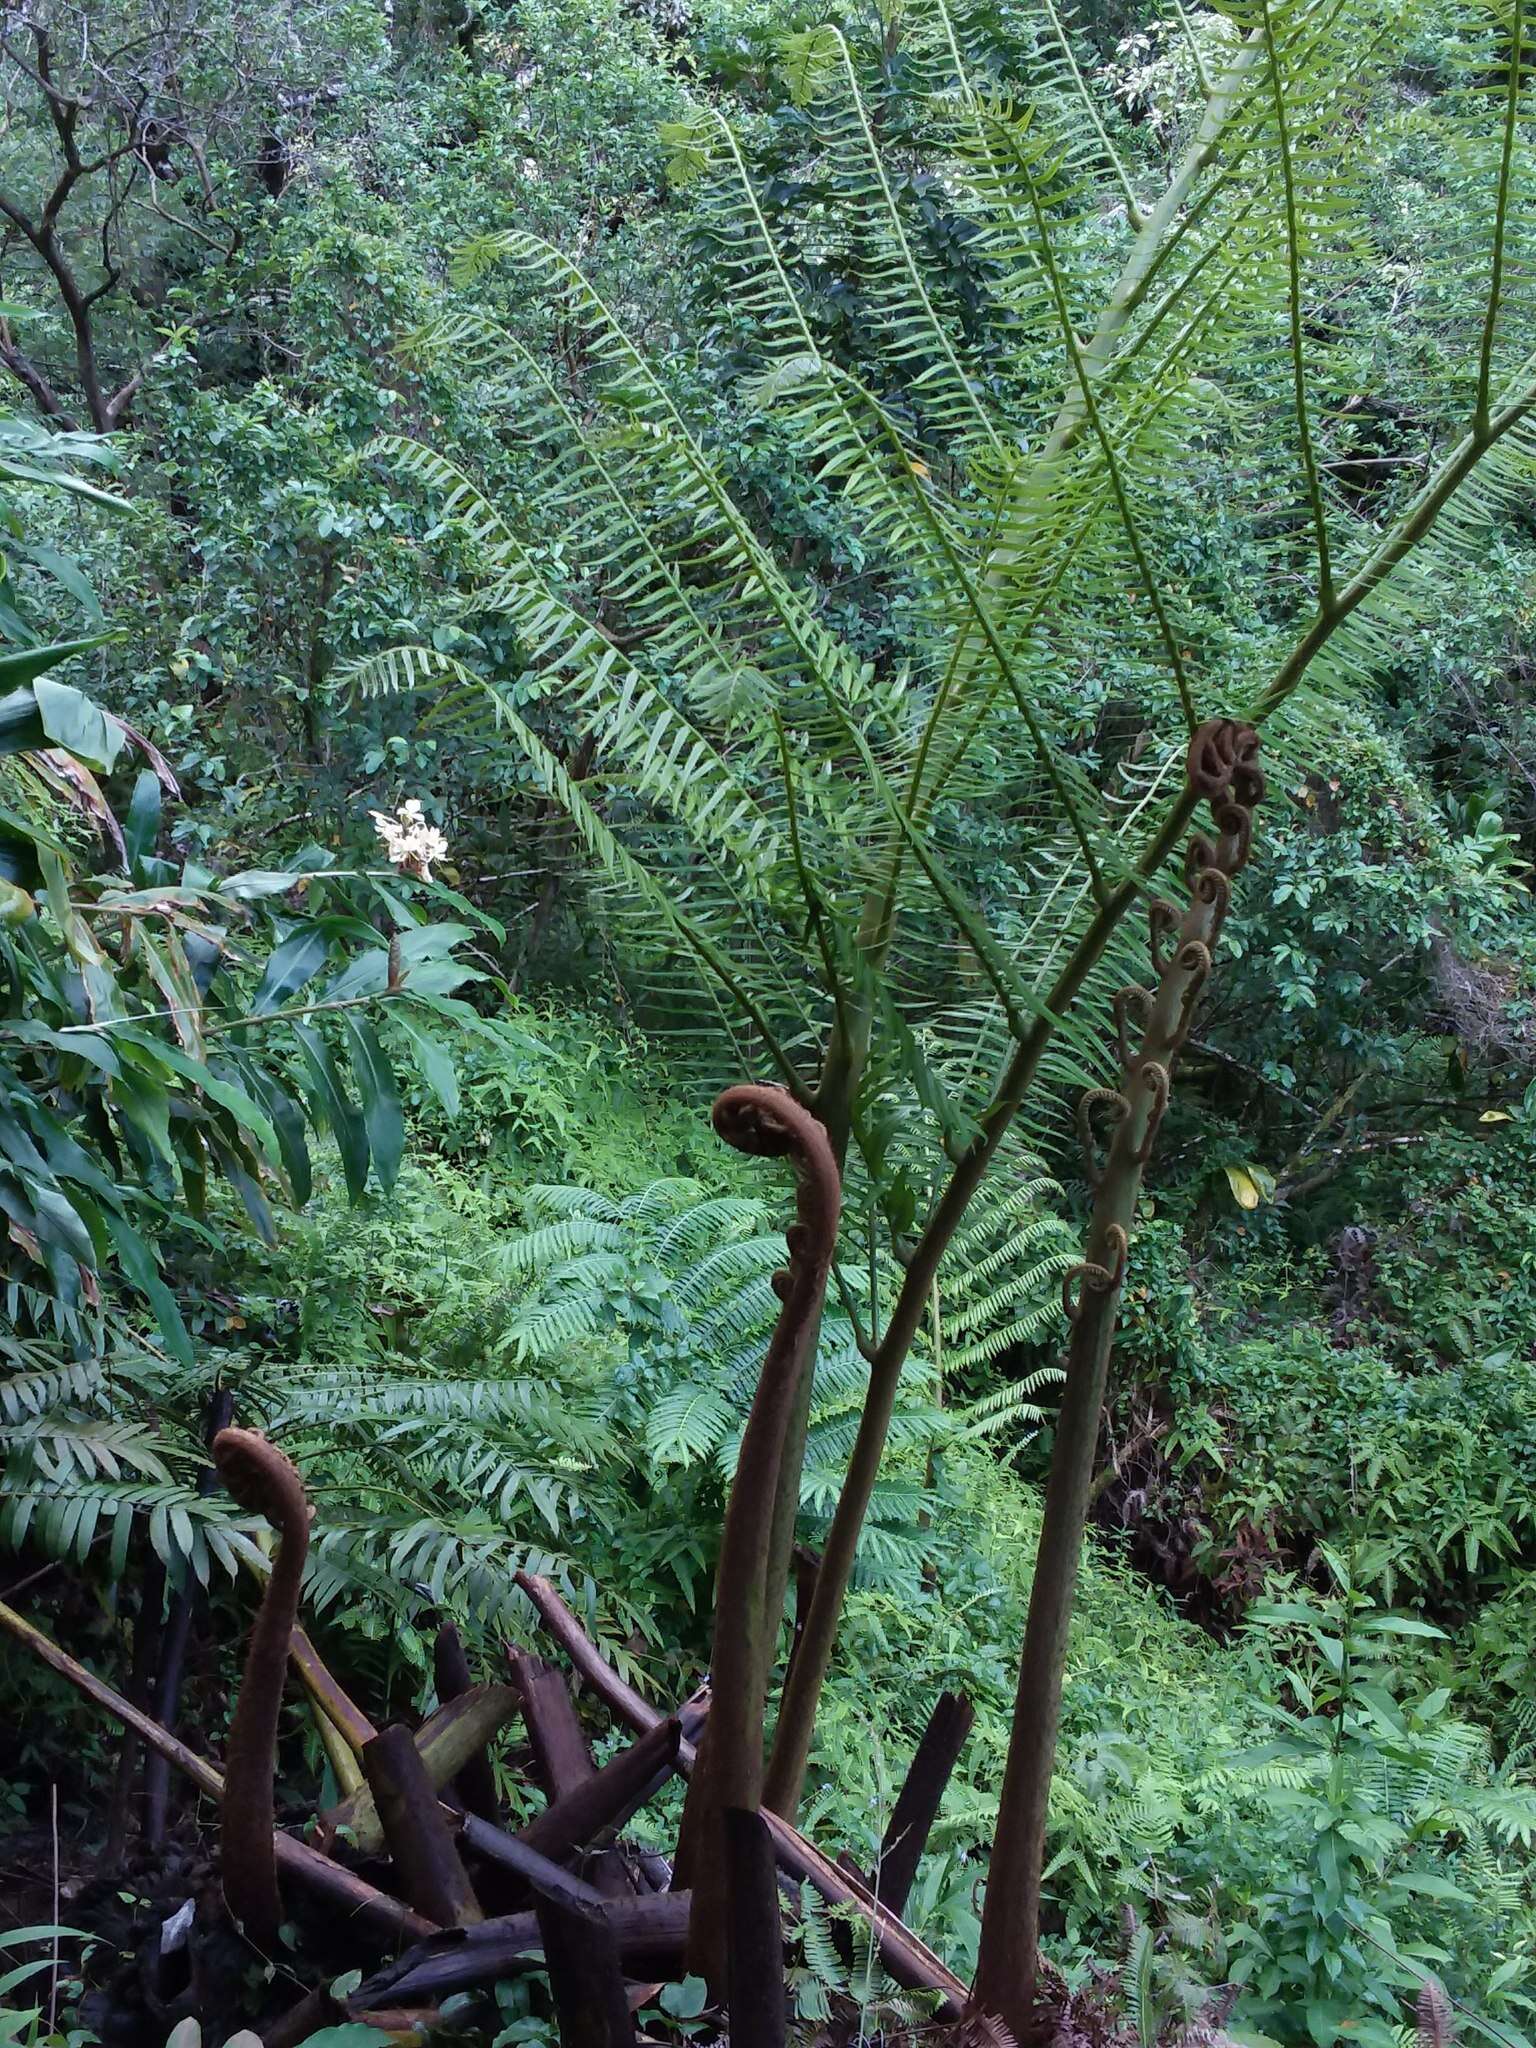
[0,1344,263,1588]
[359,0,1536,1219]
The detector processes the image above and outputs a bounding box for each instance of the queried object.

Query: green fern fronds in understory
[495,1172,1073,1572]
[0,1154,1069,1670]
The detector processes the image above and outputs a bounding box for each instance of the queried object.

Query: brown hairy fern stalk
[212,1428,312,1952]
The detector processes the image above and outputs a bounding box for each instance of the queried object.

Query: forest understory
[2,0,1536,2044]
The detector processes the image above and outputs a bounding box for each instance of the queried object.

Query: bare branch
[0,328,76,424]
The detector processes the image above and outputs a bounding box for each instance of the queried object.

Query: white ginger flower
[370,797,448,881]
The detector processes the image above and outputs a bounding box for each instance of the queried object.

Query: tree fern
[346,0,1536,1886]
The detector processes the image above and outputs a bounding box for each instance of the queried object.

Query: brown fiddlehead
[676,1085,840,1995]
[973,720,1263,2041]
[213,1426,311,1951]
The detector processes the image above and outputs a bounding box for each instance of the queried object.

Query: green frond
[494,1289,615,1365]
[0,1355,107,1421]
[654,1196,767,1264]
[696,1270,784,1352]
[493,1216,629,1276]
[522,1184,627,1223]
[0,1477,261,1588]
[645,1382,736,1468]
[3,1411,173,1483]
[618,1179,712,1223]
[1459,1785,1536,1849]
[947,1370,1065,1442]
[673,1234,784,1309]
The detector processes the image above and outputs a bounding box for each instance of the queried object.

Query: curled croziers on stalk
[677,1084,840,1991]
[213,1426,312,1951]
[973,717,1264,2039]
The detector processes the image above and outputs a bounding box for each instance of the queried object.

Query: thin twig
[41,986,408,1042]
[48,1783,59,2035]
[1259,0,1333,604]
[0,1558,62,1602]
[1474,0,1526,436]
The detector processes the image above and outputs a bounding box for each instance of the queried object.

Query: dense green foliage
[0,0,1534,2041]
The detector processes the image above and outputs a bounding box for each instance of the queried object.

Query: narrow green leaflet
[342,1017,404,1195]
[389,1011,461,1119]
[26,1181,96,1269]
[34,674,124,772]
[109,1061,174,1165]
[206,1131,277,1245]
[0,632,118,708]
[224,1050,313,1206]
[251,924,333,1015]
[103,1210,193,1366]
[292,1021,370,1201]
[319,922,477,1004]
[123,770,161,868]
[111,1028,280,1169]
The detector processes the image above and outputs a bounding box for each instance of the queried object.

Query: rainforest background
[1,0,1536,2043]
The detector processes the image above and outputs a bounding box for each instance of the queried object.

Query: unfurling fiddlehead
[973,720,1263,2042]
[676,1086,840,1997]
[213,1426,312,1951]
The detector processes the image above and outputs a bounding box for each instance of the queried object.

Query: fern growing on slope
[496,1170,1074,1587]
[347,0,1536,1638]
[343,0,1536,2012]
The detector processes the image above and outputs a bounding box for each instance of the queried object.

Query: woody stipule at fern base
[672,1085,840,2003]
[212,1426,313,1952]
[971,720,1265,2041]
